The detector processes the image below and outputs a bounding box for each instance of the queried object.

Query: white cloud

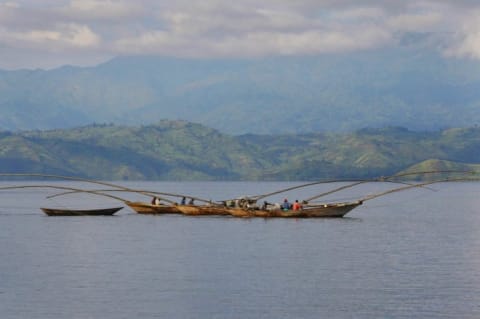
[0,23,100,50]
[67,24,101,47]
[117,1,392,58]
[388,12,442,32]
[332,7,385,21]
[114,25,392,58]
[444,10,480,59]
[59,0,143,20]
[115,31,172,54]
[160,3,310,36]
[216,28,391,56]
[1,0,480,69]
[1,2,19,8]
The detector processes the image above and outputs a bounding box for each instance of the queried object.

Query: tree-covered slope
[1,122,480,180]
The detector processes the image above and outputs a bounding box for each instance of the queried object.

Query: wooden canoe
[227,201,362,218]
[127,200,362,218]
[278,201,362,218]
[126,201,182,214]
[41,207,123,216]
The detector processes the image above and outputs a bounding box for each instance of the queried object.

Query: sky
[1,0,480,70]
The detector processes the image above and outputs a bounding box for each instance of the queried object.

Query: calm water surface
[0,181,480,318]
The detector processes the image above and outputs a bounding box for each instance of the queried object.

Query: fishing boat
[41,207,123,216]
[273,201,362,218]
[227,201,362,218]
[126,201,182,214]
[222,172,466,219]
[2,170,471,219]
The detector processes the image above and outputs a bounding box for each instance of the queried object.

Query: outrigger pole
[249,170,473,203]
[304,170,476,203]
[354,177,478,204]
[0,185,128,202]
[46,188,215,205]
[0,173,214,205]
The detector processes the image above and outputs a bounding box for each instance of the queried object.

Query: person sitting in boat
[151,197,161,205]
[282,198,291,210]
[292,200,302,211]
[188,198,195,205]
[262,201,269,210]
[181,197,186,205]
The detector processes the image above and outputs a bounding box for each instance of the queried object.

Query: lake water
[0,181,480,318]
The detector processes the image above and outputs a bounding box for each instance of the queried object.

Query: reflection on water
[0,181,479,318]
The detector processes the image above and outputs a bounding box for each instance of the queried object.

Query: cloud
[0,23,100,50]
[115,1,392,57]
[115,27,391,58]
[388,12,442,32]
[58,0,144,21]
[216,27,392,57]
[1,0,480,68]
[444,10,480,59]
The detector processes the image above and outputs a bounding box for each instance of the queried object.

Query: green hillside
[1,122,480,180]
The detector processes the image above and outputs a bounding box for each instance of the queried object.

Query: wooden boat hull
[41,207,123,216]
[126,201,181,214]
[177,205,232,216]
[198,206,232,216]
[176,205,202,215]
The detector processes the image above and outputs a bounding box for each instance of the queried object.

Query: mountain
[1,50,480,134]
[0,121,479,181]
[400,159,480,180]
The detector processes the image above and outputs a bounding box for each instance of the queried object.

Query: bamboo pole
[0,173,213,204]
[0,185,128,202]
[251,170,471,202]
[359,177,477,203]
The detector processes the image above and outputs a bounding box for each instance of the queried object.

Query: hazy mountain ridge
[1,50,480,134]
[1,121,479,180]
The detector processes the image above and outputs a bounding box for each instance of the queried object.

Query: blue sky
[1,0,480,69]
